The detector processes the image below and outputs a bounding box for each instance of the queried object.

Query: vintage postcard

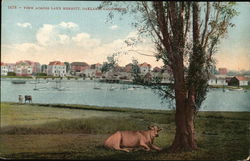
[1,1,249,160]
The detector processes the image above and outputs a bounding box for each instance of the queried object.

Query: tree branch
[201,2,210,46]
[203,2,220,48]
[184,2,191,40]
[141,2,166,49]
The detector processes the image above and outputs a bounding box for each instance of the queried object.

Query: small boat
[229,87,243,91]
[11,80,26,84]
[109,86,116,91]
[57,87,66,91]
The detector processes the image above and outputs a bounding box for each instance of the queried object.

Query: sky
[1,1,250,70]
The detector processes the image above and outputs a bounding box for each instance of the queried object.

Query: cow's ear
[148,126,153,130]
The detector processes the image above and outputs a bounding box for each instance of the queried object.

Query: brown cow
[104,125,163,152]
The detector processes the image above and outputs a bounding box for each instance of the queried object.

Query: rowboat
[11,80,26,84]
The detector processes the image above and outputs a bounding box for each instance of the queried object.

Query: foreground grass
[0,102,249,160]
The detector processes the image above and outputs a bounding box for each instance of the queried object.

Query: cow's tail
[104,131,122,150]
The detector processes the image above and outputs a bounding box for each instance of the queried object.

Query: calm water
[1,79,250,111]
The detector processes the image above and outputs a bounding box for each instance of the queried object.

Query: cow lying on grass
[104,125,163,152]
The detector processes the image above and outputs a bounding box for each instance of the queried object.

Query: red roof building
[15,60,40,76]
[48,61,66,77]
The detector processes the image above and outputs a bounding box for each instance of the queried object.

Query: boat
[229,87,244,91]
[93,80,102,90]
[11,80,26,84]
[109,86,116,91]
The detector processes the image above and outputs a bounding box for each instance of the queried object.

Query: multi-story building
[139,62,151,75]
[70,62,89,73]
[5,63,16,73]
[1,62,8,76]
[124,63,133,73]
[47,61,66,77]
[15,60,41,76]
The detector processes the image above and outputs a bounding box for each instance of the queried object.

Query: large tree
[102,2,238,152]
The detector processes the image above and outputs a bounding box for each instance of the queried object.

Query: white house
[6,63,15,73]
[82,68,96,78]
[139,62,151,75]
[208,75,227,86]
[1,62,8,76]
[15,60,33,76]
[47,61,66,77]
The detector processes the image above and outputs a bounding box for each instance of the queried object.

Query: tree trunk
[170,58,197,152]
[170,90,197,152]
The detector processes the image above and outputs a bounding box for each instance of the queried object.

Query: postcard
[1,1,249,160]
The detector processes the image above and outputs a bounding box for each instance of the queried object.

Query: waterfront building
[70,62,89,73]
[15,60,41,76]
[1,62,8,76]
[139,62,151,75]
[208,75,228,86]
[228,76,248,86]
[47,61,66,77]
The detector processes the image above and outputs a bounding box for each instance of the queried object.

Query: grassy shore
[0,102,249,160]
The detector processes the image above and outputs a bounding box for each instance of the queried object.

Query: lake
[1,79,249,111]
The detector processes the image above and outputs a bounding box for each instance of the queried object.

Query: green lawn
[0,102,249,160]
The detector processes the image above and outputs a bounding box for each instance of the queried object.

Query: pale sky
[1,1,250,70]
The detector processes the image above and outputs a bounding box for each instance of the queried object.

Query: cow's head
[148,125,163,137]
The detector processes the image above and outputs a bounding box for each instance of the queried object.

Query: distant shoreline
[1,76,249,90]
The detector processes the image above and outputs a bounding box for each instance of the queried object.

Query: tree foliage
[101,54,117,73]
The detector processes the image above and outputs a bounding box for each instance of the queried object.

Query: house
[5,63,16,73]
[151,67,162,83]
[162,70,173,84]
[228,76,248,86]
[47,61,66,77]
[1,62,8,76]
[83,68,96,78]
[139,62,151,75]
[152,67,162,73]
[95,71,103,78]
[208,75,227,86]
[143,72,152,84]
[70,62,89,73]
[124,63,133,73]
[85,63,103,78]
[90,63,102,72]
[15,60,41,76]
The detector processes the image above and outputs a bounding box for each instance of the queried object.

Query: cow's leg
[114,147,130,152]
[139,142,151,151]
[150,144,162,151]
